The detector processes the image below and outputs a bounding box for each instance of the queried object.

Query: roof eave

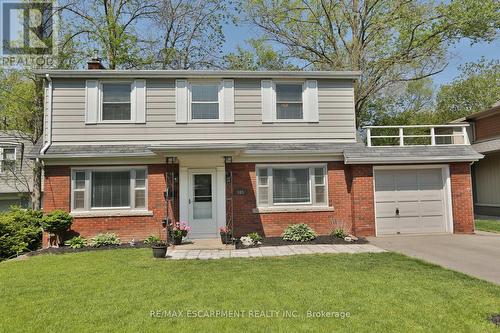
[36,70,362,80]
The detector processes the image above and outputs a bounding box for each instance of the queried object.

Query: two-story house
[455,102,500,217]
[0,132,33,210]
[34,59,482,246]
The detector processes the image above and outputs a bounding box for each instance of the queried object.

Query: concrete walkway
[167,244,385,260]
[368,233,500,285]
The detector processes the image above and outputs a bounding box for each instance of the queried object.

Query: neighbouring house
[454,102,500,217]
[0,132,33,210]
[33,58,483,247]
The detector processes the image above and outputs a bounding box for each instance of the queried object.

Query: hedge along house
[34,60,482,246]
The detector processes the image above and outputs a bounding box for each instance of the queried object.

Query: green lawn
[476,219,500,233]
[1,250,500,333]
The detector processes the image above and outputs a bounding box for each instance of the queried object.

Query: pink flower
[219,226,231,233]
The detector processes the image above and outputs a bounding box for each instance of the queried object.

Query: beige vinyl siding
[474,152,500,207]
[50,78,356,143]
[0,133,33,195]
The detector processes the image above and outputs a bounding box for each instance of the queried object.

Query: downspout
[40,73,52,155]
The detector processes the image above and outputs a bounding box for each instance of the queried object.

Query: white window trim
[70,166,148,212]
[0,146,16,174]
[188,81,223,123]
[99,81,134,124]
[256,163,328,208]
[273,80,306,123]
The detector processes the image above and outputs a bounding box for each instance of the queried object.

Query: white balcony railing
[365,124,470,147]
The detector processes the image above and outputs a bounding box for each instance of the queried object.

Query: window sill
[252,206,334,214]
[71,210,154,218]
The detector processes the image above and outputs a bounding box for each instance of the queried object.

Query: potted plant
[219,226,232,244]
[168,222,191,245]
[145,235,168,258]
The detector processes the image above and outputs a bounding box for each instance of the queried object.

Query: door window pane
[193,174,212,219]
[91,171,131,208]
[273,168,310,203]
[102,83,131,120]
[276,84,303,119]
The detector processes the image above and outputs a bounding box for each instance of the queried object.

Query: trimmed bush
[0,207,43,260]
[282,224,317,242]
[41,210,73,234]
[90,233,120,247]
[64,236,87,249]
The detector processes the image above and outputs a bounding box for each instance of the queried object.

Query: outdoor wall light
[224,156,233,164]
[166,156,178,164]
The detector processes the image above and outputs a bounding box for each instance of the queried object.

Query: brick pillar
[350,165,375,236]
[450,163,475,233]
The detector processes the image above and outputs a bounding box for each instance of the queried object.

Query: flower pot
[220,233,232,244]
[152,245,168,258]
[173,236,183,245]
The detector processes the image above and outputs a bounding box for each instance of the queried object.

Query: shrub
[144,235,163,246]
[0,207,43,260]
[90,233,120,247]
[41,210,73,234]
[282,224,317,242]
[64,236,87,249]
[332,228,348,239]
[248,232,262,244]
[240,233,262,246]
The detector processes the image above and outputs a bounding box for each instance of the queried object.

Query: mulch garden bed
[235,236,368,249]
[24,242,150,257]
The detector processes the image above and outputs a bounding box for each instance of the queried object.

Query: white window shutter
[132,80,146,123]
[261,80,275,123]
[303,80,319,122]
[85,80,99,124]
[175,80,188,123]
[221,79,234,122]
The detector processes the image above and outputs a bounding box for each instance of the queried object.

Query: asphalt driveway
[368,232,500,284]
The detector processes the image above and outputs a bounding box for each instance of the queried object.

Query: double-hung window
[0,147,16,173]
[190,83,220,120]
[71,168,147,211]
[276,83,303,120]
[257,165,327,207]
[101,83,132,121]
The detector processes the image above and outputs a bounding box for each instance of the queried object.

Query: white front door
[188,169,218,238]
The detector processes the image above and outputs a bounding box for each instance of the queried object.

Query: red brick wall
[42,161,475,246]
[474,111,500,141]
[226,162,353,237]
[43,164,167,246]
[350,165,376,236]
[450,163,475,233]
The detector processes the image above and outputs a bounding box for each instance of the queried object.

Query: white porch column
[216,166,226,230]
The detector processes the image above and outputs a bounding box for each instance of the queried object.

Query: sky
[222,22,500,88]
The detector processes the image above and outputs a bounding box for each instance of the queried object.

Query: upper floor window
[101,83,132,121]
[261,80,318,123]
[190,83,220,120]
[0,147,16,173]
[276,83,303,120]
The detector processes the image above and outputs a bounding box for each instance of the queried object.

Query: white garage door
[374,168,448,235]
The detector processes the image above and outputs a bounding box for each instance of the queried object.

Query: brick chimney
[87,52,105,69]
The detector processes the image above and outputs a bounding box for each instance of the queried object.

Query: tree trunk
[31,159,43,210]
